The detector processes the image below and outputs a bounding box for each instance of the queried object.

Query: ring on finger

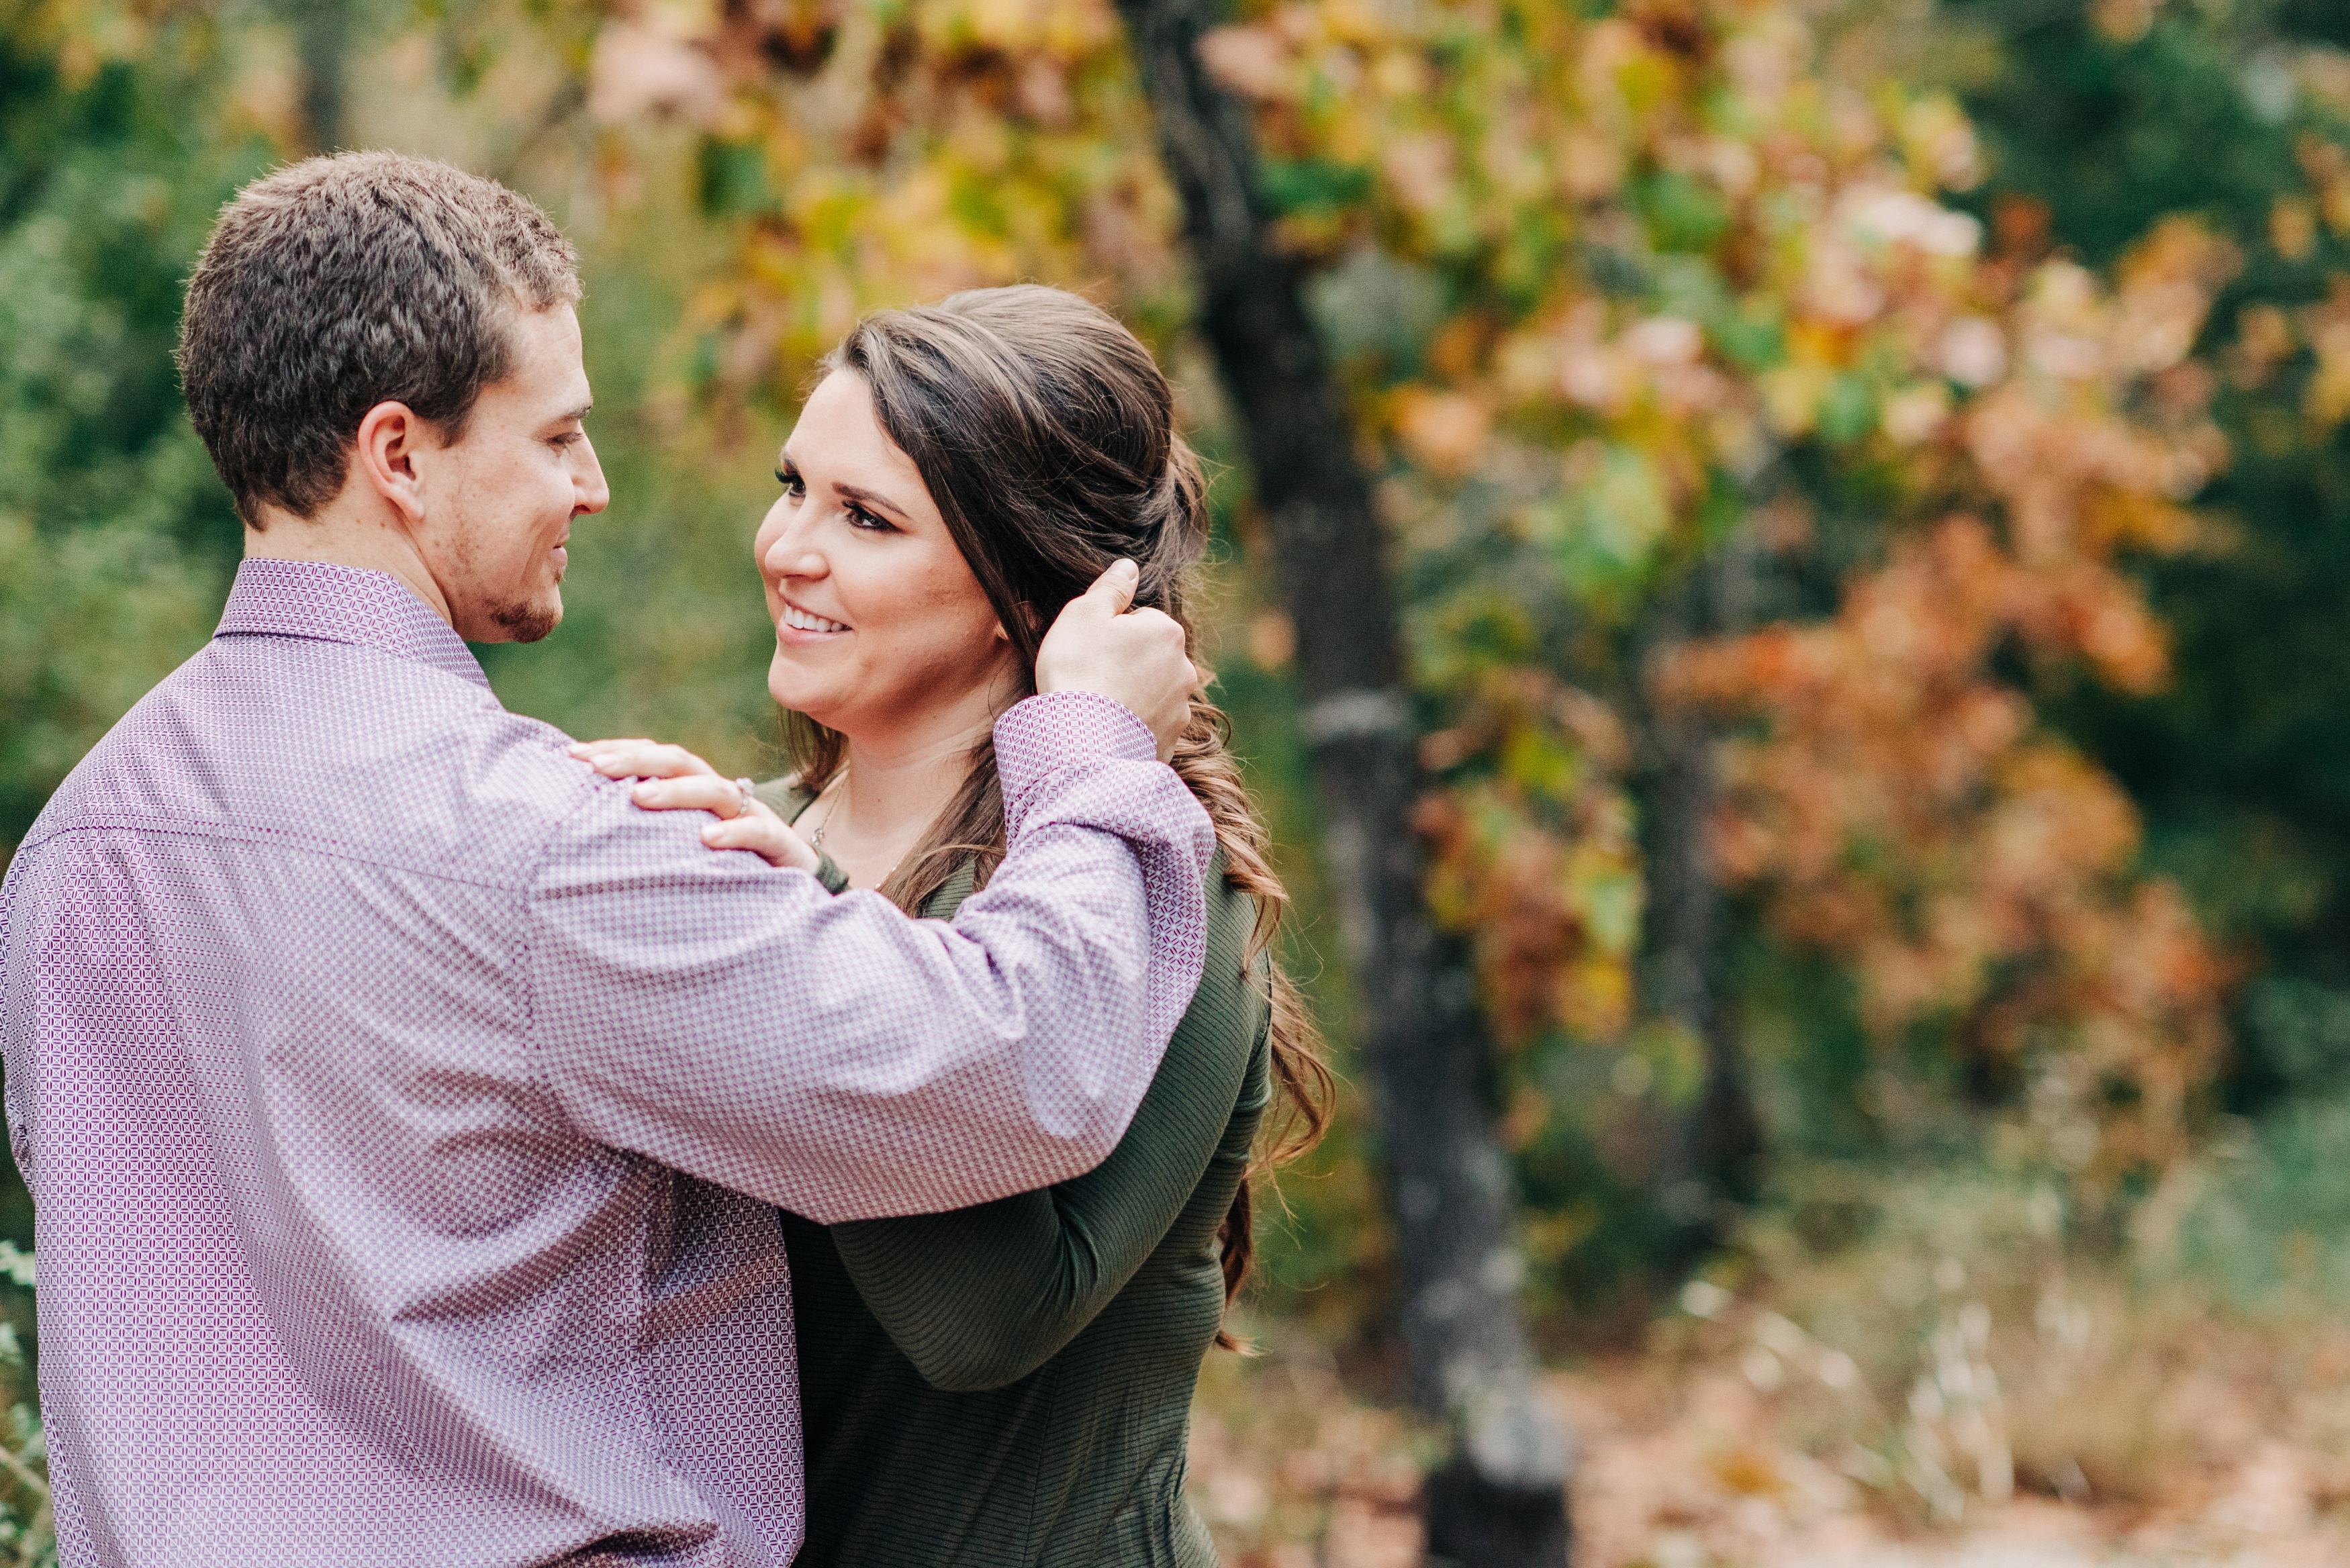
[733,777,758,818]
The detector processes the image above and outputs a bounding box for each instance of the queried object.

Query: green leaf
[1501,724,1581,802]
[1817,373,1879,446]
[947,167,1010,238]
[1711,305,1787,372]
[1567,444,1673,576]
[1259,156,1374,218]
[1637,170,1730,254]
[1574,865,1645,957]
[695,138,770,218]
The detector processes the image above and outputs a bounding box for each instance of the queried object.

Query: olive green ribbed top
[755,779,1269,1568]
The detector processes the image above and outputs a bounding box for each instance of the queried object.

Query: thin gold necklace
[806,767,849,850]
[807,766,916,889]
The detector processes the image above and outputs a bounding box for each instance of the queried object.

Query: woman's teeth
[782,604,849,634]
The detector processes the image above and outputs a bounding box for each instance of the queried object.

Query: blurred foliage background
[14,0,2350,1561]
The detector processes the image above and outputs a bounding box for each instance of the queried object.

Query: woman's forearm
[829,944,1268,1389]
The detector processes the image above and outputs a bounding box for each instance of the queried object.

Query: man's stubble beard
[442,524,561,644]
[490,592,560,644]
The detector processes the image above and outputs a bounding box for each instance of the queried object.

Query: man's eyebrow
[552,402,592,425]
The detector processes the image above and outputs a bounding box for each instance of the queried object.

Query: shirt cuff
[994,692,1160,839]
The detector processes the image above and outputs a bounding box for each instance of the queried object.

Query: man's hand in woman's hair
[566,738,821,873]
[1033,559,1198,763]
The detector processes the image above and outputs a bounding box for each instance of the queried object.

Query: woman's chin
[765,665,835,723]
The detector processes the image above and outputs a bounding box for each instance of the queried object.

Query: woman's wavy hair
[788,284,1330,1344]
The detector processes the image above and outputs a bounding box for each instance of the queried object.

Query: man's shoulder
[27,634,597,879]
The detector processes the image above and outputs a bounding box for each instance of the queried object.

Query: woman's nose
[763,529,825,581]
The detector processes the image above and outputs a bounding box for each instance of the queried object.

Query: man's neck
[244,505,453,626]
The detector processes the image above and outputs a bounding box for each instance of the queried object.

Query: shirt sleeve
[522,692,1215,1223]
[824,877,1270,1391]
[0,849,39,1195]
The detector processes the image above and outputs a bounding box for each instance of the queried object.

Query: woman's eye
[774,467,806,499]
[847,505,894,533]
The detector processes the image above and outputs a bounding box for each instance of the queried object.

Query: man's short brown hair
[177,152,581,530]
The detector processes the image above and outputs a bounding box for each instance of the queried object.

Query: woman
[571,284,1328,1565]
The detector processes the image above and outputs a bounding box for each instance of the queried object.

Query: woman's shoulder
[916,857,981,920]
[920,845,1258,947]
[1191,854,1272,1057]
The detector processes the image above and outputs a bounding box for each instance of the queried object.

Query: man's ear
[354,400,434,528]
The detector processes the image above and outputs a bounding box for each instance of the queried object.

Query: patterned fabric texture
[0,558,1213,1568]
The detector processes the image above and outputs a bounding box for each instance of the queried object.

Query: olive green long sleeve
[761,779,1269,1567]
[825,859,1264,1392]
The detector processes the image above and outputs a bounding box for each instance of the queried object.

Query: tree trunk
[293,0,350,155]
[1630,540,1765,1256]
[1112,2,1572,1561]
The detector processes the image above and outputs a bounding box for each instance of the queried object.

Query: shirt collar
[214,558,493,691]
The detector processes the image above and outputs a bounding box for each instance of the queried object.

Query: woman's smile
[779,598,851,640]
[756,371,1017,738]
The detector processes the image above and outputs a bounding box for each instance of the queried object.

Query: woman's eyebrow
[837,482,910,522]
[774,453,909,521]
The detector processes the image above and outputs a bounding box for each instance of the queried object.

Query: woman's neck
[819,708,998,891]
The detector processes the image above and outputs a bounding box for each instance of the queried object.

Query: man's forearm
[525,691,1214,1222]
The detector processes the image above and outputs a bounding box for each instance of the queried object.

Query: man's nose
[574,436,612,516]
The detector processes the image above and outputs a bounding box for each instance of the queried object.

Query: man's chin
[489,593,561,644]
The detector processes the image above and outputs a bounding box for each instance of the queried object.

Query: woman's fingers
[567,740,816,874]
[627,775,749,817]
[1035,585,1198,763]
[699,799,820,873]
[567,738,722,781]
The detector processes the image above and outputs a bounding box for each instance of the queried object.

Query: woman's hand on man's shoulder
[566,738,820,873]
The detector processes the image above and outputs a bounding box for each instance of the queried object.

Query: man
[0,152,1211,1565]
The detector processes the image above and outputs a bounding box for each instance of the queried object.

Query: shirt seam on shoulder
[16,816,531,893]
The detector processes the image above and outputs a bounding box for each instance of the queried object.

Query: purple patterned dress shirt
[0,559,1214,1567]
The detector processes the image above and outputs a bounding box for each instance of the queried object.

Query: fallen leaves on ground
[1186,1318,2350,1567]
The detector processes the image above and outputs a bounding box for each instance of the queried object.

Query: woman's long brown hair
[786,285,1331,1346]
